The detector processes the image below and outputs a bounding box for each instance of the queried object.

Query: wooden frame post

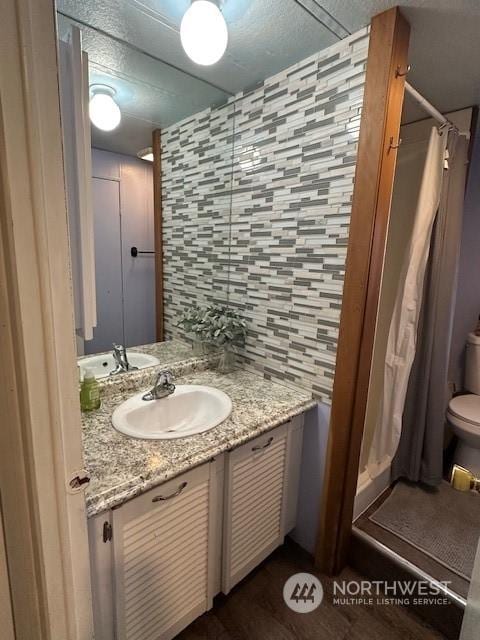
[152,128,164,341]
[315,7,410,574]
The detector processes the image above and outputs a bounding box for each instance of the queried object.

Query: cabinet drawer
[222,423,288,593]
[113,463,215,640]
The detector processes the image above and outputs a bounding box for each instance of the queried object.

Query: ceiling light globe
[180,0,228,66]
[89,92,121,132]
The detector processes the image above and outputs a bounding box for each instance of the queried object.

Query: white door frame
[0,0,93,638]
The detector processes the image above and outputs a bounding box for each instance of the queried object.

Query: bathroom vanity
[83,363,315,640]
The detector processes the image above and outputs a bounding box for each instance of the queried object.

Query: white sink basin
[111,385,232,440]
[78,352,160,379]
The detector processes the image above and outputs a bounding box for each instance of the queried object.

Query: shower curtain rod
[404,81,452,127]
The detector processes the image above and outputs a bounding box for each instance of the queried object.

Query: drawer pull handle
[152,481,187,502]
[252,436,273,452]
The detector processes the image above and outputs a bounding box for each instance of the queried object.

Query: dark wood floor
[177,541,446,640]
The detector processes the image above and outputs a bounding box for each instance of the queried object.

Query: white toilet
[447,332,480,476]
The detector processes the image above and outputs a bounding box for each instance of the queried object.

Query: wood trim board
[315,6,411,574]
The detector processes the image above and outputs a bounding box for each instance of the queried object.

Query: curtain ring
[388,136,402,152]
[395,64,411,78]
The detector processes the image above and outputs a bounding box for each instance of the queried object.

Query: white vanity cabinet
[88,460,219,640]
[88,414,304,639]
[222,415,304,593]
[113,463,217,640]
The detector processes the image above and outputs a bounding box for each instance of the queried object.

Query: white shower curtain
[368,127,448,472]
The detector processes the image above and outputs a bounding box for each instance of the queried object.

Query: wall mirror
[56,0,350,380]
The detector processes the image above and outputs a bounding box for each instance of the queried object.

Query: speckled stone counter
[133,339,209,363]
[82,367,317,518]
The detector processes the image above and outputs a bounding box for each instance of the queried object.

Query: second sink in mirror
[78,352,160,380]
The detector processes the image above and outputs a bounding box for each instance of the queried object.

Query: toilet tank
[465,333,480,394]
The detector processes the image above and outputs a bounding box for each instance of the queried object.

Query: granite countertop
[82,367,317,518]
[133,338,201,362]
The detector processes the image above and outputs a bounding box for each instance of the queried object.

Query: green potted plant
[178,303,247,372]
[177,304,207,355]
[201,304,247,373]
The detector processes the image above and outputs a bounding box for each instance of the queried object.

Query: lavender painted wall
[86,149,155,353]
[88,176,124,354]
[290,402,331,553]
[449,116,480,390]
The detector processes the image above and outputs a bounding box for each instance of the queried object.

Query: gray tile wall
[162,27,370,403]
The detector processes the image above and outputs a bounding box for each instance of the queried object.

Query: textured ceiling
[57,0,342,155]
[319,0,480,123]
[56,0,480,156]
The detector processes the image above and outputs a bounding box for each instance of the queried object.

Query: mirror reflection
[56,0,347,379]
[57,4,237,377]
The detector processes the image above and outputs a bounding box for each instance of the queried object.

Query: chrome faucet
[142,370,176,401]
[110,343,138,375]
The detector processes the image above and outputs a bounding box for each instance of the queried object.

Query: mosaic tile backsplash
[162,27,370,403]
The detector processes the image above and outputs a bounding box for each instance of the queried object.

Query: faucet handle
[112,343,124,360]
[111,343,138,373]
[156,369,174,385]
[143,369,176,401]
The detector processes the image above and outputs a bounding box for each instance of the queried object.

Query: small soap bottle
[80,367,101,412]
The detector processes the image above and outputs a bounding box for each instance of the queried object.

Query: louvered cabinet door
[113,463,216,640]
[222,423,288,593]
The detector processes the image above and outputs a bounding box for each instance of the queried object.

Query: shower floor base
[353,485,470,599]
[369,480,479,580]
[350,485,469,640]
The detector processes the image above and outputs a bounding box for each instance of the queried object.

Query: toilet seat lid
[448,395,480,427]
